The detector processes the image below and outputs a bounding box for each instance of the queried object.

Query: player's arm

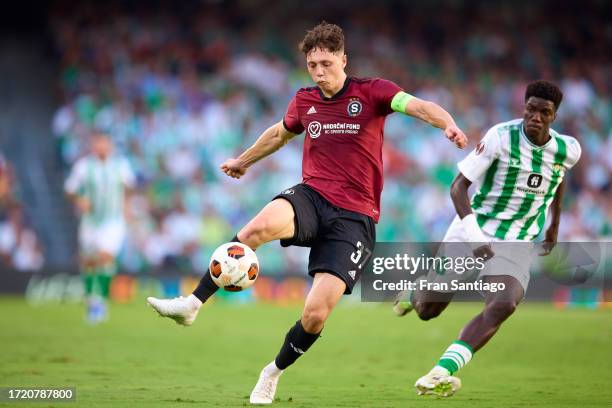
[391,92,467,149]
[64,160,90,215]
[65,192,90,215]
[450,173,495,260]
[221,121,297,179]
[539,179,565,256]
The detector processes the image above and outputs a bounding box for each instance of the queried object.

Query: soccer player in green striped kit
[393,80,581,396]
[65,132,135,323]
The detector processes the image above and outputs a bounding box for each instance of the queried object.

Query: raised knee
[301,306,328,333]
[415,302,443,321]
[485,301,517,321]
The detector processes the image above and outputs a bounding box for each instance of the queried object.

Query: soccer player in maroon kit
[148,22,467,404]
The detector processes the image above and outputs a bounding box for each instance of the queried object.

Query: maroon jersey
[283,77,402,222]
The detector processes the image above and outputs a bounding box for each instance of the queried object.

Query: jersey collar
[318,77,351,101]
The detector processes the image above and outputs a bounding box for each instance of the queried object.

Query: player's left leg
[147,197,297,326]
[415,275,524,396]
[250,272,345,404]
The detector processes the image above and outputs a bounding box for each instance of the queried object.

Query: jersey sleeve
[457,125,502,183]
[370,78,404,115]
[282,94,304,134]
[563,135,582,169]
[120,158,136,188]
[64,158,87,195]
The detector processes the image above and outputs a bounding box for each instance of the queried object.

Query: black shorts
[273,184,376,294]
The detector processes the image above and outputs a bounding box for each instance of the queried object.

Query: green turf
[0,296,611,407]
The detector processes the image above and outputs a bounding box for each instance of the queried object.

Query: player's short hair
[525,80,563,111]
[299,21,345,55]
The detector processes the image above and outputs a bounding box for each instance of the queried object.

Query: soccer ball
[209,242,259,291]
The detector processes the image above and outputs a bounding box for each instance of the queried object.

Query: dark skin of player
[412,96,564,351]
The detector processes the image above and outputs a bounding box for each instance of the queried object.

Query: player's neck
[524,125,550,146]
[319,74,348,98]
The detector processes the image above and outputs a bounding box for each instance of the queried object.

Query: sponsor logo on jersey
[527,173,543,188]
[347,98,362,117]
[307,106,317,115]
[475,142,485,155]
[308,121,322,138]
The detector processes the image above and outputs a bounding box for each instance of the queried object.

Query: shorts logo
[348,270,356,280]
[281,188,294,195]
[308,121,322,138]
[475,142,485,155]
[347,99,362,117]
[527,173,543,188]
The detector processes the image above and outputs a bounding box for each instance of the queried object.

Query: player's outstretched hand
[220,158,248,179]
[445,125,468,149]
[539,225,558,256]
[75,196,91,215]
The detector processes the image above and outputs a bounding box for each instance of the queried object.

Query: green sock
[82,266,96,297]
[434,340,474,375]
[96,263,116,299]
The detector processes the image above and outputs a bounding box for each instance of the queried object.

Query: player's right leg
[79,222,103,324]
[147,198,296,326]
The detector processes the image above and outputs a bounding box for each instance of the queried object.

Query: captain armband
[390,91,415,113]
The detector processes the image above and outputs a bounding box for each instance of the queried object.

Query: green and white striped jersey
[458,119,581,241]
[64,155,135,225]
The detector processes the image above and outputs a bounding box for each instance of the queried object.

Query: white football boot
[146,295,201,326]
[250,362,284,404]
[392,289,414,316]
[414,370,461,397]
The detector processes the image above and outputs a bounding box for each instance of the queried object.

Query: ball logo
[527,173,543,188]
[347,99,362,117]
[308,121,322,138]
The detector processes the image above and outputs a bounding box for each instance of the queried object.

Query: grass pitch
[1,296,611,407]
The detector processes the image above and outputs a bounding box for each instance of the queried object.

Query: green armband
[391,91,415,113]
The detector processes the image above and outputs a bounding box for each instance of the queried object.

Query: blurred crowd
[48,0,611,274]
[0,153,45,270]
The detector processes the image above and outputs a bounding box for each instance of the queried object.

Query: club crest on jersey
[347,98,362,117]
[553,163,564,174]
[308,121,322,138]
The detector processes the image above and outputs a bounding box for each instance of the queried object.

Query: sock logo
[289,342,305,354]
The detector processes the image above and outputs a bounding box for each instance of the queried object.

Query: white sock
[264,361,283,377]
[187,294,202,309]
[430,365,450,376]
